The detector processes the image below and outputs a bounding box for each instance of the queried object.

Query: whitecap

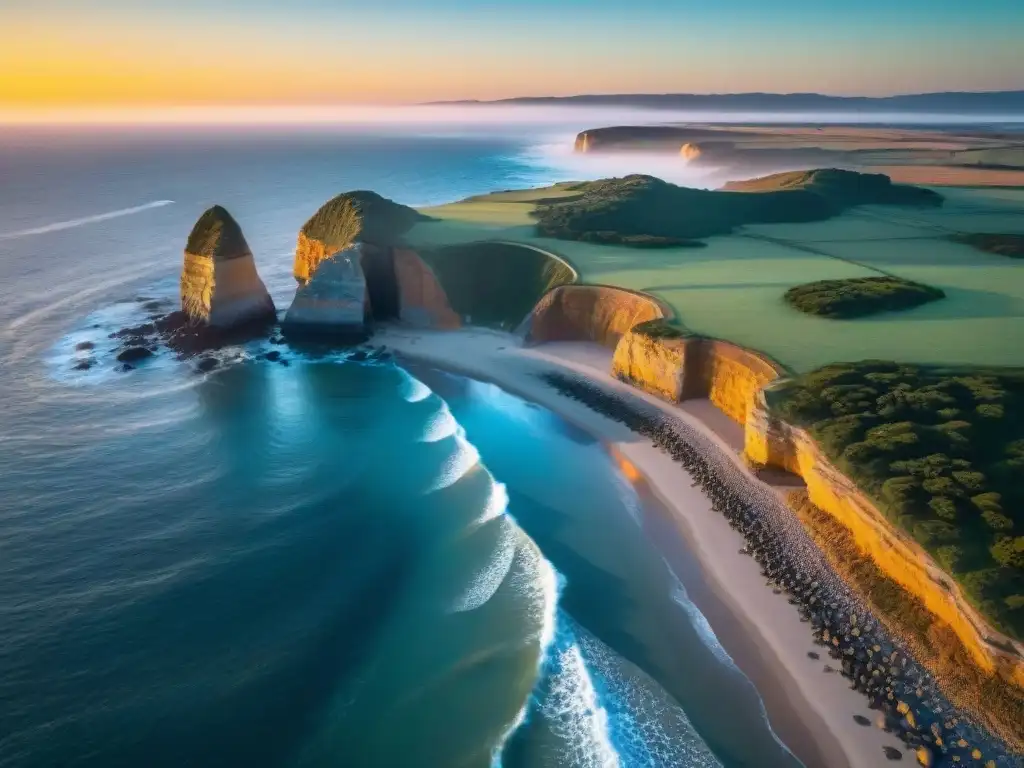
[0,200,174,240]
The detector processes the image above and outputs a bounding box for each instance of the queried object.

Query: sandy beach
[376,325,912,768]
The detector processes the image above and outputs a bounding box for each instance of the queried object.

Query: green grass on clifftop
[186,205,249,260]
[301,191,427,250]
[419,242,575,329]
[532,170,941,244]
[785,276,946,319]
[770,361,1024,639]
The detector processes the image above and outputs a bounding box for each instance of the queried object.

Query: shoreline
[377,326,914,768]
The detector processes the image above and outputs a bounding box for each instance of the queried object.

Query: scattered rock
[853,715,871,726]
[116,346,154,363]
[807,651,820,660]
[195,357,219,373]
[72,359,94,371]
[883,746,903,760]
[264,350,281,362]
[349,350,369,362]
[75,341,95,351]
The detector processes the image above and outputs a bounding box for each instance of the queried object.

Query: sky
[1,0,1022,111]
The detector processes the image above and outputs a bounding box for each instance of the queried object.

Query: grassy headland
[532,170,940,245]
[769,361,1024,639]
[784,276,946,319]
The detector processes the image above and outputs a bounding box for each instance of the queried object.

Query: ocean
[0,120,793,767]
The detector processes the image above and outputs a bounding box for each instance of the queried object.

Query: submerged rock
[116,346,154,363]
[180,206,275,328]
[283,245,368,340]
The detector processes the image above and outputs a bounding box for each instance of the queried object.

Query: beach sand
[376,326,910,768]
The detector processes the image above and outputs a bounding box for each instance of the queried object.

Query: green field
[411,184,1024,372]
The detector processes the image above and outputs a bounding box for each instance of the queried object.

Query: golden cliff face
[293,232,334,285]
[392,248,461,330]
[746,392,1024,688]
[611,330,783,425]
[524,285,664,349]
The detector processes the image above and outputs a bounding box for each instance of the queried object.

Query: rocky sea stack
[181,206,276,327]
[293,192,428,283]
[283,245,369,340]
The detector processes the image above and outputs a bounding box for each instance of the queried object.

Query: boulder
[293,192,426,283]
[283,245,368,339]
[180,206,275,328]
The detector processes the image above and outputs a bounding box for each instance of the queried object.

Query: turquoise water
[0,125,796,767]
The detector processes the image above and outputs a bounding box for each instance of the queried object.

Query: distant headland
[428,89,1024,114]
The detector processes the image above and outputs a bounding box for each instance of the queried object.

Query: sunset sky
[2,0,1022,112]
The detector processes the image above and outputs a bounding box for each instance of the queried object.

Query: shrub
[784,276,945,319]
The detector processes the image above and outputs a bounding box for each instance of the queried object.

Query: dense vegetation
[784,276,945,319]
[419,242,576,329]
[770,361,1024,639]
[532,170,940,244]
[185,206,248,260]
[301,191,427,251]
[950,233,1024,259]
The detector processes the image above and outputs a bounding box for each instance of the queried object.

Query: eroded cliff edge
[601,318,1024,744]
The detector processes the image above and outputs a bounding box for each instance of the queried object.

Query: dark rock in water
[853,715,871,726]
[113,310,274,359]
[264,350,281,362]
[75,341,95,351]
[808,651,820,660]
[116,346,154,363]
[278,358,290,367]
[195,357,219,373]
[118,363,135,372]
[883,746,903,760]
[142,300,169,313]
[349,350,369,362]
[72,359,94,371]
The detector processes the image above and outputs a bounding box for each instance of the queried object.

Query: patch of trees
[784,276,945,319]
[950,233,1024,259]
[771,360,1024,639]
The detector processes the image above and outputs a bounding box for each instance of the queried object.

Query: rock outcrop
[283,245,368,339]
[745,392,1024,688]
[522,285,665,349]
[180,206,275,327]
[391,248,461,329]
[294,192,427,284]
[611,329,784,424]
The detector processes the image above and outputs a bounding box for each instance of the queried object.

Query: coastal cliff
[611,327,784,424]
[283,245,368,338]
[391,248,461,329]
[746,397,1024,689]
[522,285,665,349]
[180,206,275,327]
